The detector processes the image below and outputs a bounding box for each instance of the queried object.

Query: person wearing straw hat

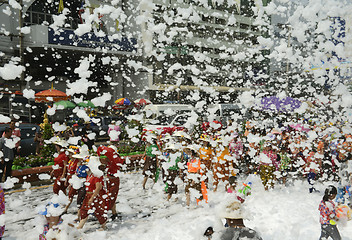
[51,139,69,195]
[97,145,124,221]
[163,143,182,201]
[199,134,214,187]
[142,133,160,189]
[38,202,64,240]
[183,145,204,206]
[64,147,89,214]
[221,201,262,240]
[78,156,108,230]
[205,201,263,240]
[213,136,231,192]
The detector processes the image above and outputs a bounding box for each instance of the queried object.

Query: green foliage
[12,155,54,170]
[41,123,56,158]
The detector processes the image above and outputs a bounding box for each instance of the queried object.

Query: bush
[12,155,54,170]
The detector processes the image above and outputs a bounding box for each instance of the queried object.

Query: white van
[143,104,195,123]
[206,103,245,126]
[142,104,196,133]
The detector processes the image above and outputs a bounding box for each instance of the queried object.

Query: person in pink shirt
[2,120,21,155]
[108,121,121,146]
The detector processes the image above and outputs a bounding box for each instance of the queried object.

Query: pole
[19,0,24,92]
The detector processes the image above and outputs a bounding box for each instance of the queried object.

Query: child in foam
[51,140,69,195]
[183,145,205,206]
[97,145,124,220]
[39,203,64,240]
[77,156,108,230]
[318,185,341,240]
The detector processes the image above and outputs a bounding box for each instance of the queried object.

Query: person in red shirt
[97,146,124,220]
[64,148,85,213]
[77,157,107,230]
[51,140,69,195]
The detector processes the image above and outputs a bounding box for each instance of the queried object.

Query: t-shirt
[54,152,69,168]
[85,174,103,192]
[220,227,263,240]
[146,144,158,158]
[67,159,79,176]
[53,151,69,178]
[0,137,14,162]
[168,156,181,171]
[318,200,337,225]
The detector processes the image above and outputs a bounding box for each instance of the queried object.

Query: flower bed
[12,155,54,170]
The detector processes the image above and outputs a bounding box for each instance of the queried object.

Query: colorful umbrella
[77,101,95,108]
[115,98,131,105]
[134,99,152,106]
[53,100,76,109]
[35,88,68,103]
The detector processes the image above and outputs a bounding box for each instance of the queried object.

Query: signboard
[48,28,137,52]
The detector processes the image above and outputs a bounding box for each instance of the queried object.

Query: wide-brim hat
[65,148,76,154]
[200,134,210,142]
[184,145,196,151]
[221,201,245,219]
[53,140,68,148]
[39,202,63,217]
[164,143,177,150]
[162,133,173,141]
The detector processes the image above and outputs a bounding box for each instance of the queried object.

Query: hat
[184,145,196,151]
[73,123,79,127]
[65,148,76,154]
[200,134,210,142]
[39,202,63,217]
[162,133,173,141]
[76,165,89,178]
[222,201,245,219]
[53,139,68,148]
[164,143,177,150]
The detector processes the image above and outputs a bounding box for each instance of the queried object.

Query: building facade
[0,0,271,114]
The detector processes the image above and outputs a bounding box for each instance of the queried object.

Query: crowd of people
[38,138,124,238]
[139,119,352,239]
[141,120,352,196]
[2,116,352,239]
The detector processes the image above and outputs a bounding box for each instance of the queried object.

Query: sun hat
[53,139,68,148]
[39,202,63,217]
[200,134,210,142]
[184,145,196,151]
[221,201,245,219]
[164,143,177,150]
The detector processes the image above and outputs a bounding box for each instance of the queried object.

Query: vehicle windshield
[155,115,174,125]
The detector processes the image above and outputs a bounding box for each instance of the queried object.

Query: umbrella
[77,101,95,108]
[115,98,131,106]
[261,96,301,112]
[53,100,76,109]
[134,99,152,106]
[35,88,68,103]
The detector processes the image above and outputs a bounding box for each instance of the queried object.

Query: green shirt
[279,152,291,170]
[146,144,158,157]
[168,156,181,171]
